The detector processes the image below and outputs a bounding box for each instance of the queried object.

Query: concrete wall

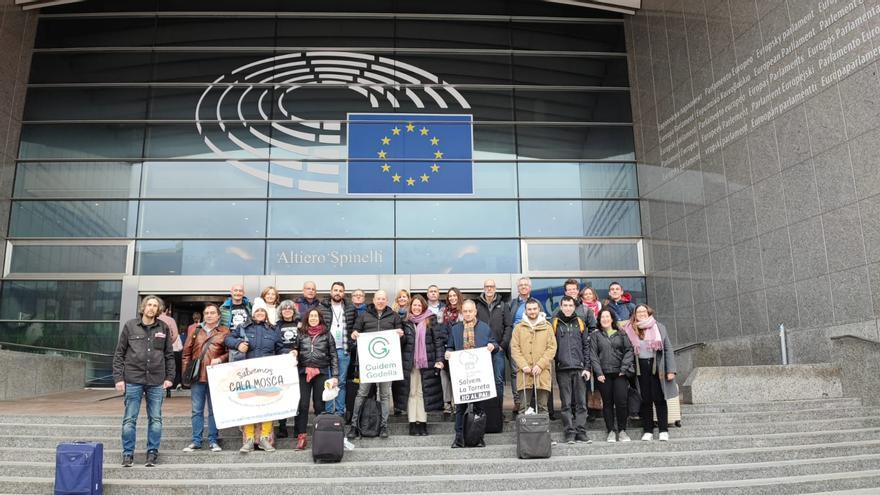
[626,0,880,363]
[0,349,86,399]
[831,334,880,406]
[0,1,37,263]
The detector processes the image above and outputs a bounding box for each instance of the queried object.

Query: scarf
[409,310,433,369]
[442,305,460,325]
[463,320,476,350]
[583,300,600,318]
[623,316,663,353]
[307,324,324,337]
[305,324,325,382]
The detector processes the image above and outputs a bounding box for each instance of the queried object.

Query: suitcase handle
[519,368,540,411]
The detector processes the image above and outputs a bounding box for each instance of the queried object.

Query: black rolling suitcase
[516,382,552,459]
[312,403,345,463]
[483,396,504,433]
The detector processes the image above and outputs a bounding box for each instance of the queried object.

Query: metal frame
[520,237,644,278]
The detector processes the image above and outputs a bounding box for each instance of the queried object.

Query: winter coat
[393,315,446,412]
[294,296,321,318]
[350,304,404,347]
[112,318,175,386]
[633,322,678,400]
[219,297,252,330]
[475,293,513,352]
[181,323,230,383]
[295,329,340,378]
[574,303,599,331]
[223,320,285,360]
[605,294,636,322]
[320,298,358,354]
[446,320,498,352]
[551,312,591,372]
[590,329,635,377]
[510,315,557,392]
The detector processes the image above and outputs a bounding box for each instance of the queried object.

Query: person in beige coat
[510,298,557,414]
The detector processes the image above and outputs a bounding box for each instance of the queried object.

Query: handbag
[228,326,249,362]
[182,332,218,388]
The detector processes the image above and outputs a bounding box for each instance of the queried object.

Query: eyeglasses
[484,284,496,288]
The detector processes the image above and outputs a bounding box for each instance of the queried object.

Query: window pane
[395,20,509,49]
[144,124,275,160]
[516,126,634,161]
[267,240,393,275]
[512,56,629,87]
[23,88,150,121]
[396,239,519,273]
[519,200,640,237]
[9,244,128,274]
[153,52,277,83]
[138,201,266,238]
[510,22,626,52]
[0,280,121,320]
[396,201,518,238]
[29,53,153,84]
[394,54,512,85]
[19,125,145,160]
[136,240,265,275]
[14,162,141,199]
[514,91,632,123]
[35,18,155,48]
[518,163,637,199]
[10,201,136,238]
[526,242,640,272]
[0,321,120,358]
[268,201,393,237]
[155,18,276,46]
[141,161,269,198]
[276,18,394,47]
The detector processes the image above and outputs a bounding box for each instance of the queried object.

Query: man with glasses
[475,279,512,402]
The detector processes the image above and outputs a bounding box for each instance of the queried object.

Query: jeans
[325,349,349,416]
[350,381,392,429]
[491,351,505,401]
[121,383,165,455]
[454,401,484,437]
[557,369,587,435]
[520,387,550,414]
[189,381,217,446]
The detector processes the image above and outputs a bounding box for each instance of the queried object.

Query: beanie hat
[251,299,269,317]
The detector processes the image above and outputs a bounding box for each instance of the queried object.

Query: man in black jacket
[474,279,512,405]
[347,290,404,439]
[320,281,358,417]
[552,296,592,444]
[113,295,175,468]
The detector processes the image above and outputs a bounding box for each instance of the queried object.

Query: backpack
[357,393,382,437]
[553,317,584,335]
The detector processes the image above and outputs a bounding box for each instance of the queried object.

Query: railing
[0,341,114,387]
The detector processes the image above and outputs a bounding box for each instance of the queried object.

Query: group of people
[111,278,677,466]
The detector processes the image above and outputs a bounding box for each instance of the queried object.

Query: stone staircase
[1,397,879,494]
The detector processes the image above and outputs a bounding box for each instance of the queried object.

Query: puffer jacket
[320,298,358,354]
[475,293,513,352]
[605,293,636,322]
[394,315,446,412]
[551,312,591,372]
[181,323,230,383]
[350,304,403,345]
[223,320,284,359]
[295,328,339,378]
[590,329,635,377]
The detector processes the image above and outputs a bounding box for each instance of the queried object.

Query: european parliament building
[2,0,879,382]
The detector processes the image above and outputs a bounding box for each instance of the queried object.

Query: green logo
[368,336,390,359]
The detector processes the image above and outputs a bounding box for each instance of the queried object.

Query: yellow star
[381,136,391,145]
[430,137,439,146]
[420,127,429,136]
[381,163,390,172]
[392,174,401,183]
[406,177,415,186]
[378,150,387,159]
[406,122,415,132]
[392,127,401,136]
[431,163,440,173]
[420,174,430,182]
[434,150,443,159]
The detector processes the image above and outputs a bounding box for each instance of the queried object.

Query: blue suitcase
[54,442,103,495]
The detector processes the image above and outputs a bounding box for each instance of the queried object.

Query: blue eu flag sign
[347,114,473,194]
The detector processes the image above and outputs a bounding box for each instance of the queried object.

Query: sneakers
[618,431,631,442]
[121,454,133,467]
[239,439,254,454]
[347,427,360,440]
[182,443,201,452]
[564,433,576,444]
[258,436,276,452]
[606,431,617,443]
[575,433,591,444]
[379,426,389,438]
[451,436,464,448]
[641,432,654,441]
[209,442,222,452]
[144,451,158,467]
[659,432,669,442]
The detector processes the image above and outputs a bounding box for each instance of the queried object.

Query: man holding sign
[445,300,498,448]
[348,290,404,439]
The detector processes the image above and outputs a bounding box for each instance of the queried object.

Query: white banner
[207,354,300,429]
[448,347,497,404]
[356,329,404,383]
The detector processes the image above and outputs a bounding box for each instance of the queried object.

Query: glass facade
[2,1,643,360]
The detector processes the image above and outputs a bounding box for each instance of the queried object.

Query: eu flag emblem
[347,114,473,194]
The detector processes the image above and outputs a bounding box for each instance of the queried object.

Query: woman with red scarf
[397,295,446,436]
[622,304,677,442]
[292,309,339,450]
